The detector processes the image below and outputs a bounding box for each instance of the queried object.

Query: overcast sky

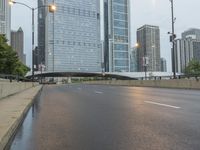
[11,0,200,71]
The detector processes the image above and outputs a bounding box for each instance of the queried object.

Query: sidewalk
[0,85,42,150]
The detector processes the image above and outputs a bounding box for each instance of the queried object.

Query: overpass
[26,71,176,80]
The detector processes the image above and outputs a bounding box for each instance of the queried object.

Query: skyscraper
[37,0,46,66]
[182,28,200,40]
[0,0,11,43]
[137,25,161,72]
[174,38,193,74]
[175,38,200,74]
[130,47,138,72]
[11,27,26,64]
[39,0,101,72]
[104,0,131,72]
[182,28,200,62]
[174,28,200,74]
[160,58,167,72]
[193,41,200,61]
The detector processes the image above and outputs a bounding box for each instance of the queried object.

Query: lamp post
[169,0,176,79]
[9,0,56,83]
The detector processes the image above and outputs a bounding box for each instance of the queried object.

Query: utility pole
[170,0,176,79]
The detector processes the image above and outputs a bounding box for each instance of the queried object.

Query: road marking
[95,91,103,94]
[144,101,181,109]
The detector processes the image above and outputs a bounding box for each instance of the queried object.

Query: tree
[0,35,30,77]
[185,59,200,76]
[13,61,30,77]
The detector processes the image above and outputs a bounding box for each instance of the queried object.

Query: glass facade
[37,0,46,69]
[0,0,11,43]
[45,0,101,72]
[113,0,130,72]
[104,0,130,72]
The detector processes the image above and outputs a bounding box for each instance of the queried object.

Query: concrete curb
[0,85,43,150]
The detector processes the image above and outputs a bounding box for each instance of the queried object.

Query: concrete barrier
[0,82,37,99]
[85,79,200,90]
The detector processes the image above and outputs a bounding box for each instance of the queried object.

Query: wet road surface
[9,84,200,150]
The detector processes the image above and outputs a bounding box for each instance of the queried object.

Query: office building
[175,38,200,73]
[37,0,46,66]
[193,41,200,61]
[182,28,200,61]
[11,27,26,64]
[39,0,101,72]
[182,28,200,40]
[33,46,40,71]
[104,0,131,72]
[130,47,138,72]
[174,28,200,74]
[137,25,161,72]
[160,58,167,72]
[0,0,11,43]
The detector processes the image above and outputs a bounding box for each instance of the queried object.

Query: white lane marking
[77,88,82,90]
[144,101,181,109]
[95,91,103,94]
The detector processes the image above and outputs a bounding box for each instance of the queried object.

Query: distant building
[137,25,161,72]
[182,28,200,62]
[104,0,109,72]
[174,28,200,74]
[193,41,200,61]
[39,0,101,72]
[182,28,200,40]
[11,27,26,65]
[160,58,167,72]
[33,47,40,71]
[175,38,200,73]
[104,0,131,72]
[0,0,11,43]
[130,47,138,72]
[37,0,46,66]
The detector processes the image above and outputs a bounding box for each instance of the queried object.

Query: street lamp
[135,43,139,48]
[9,0,56,83]
[169,0,176,79]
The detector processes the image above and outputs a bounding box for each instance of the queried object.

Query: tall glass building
[39,0,101,72]
[37,0,46,68]
[0,0,11,43]
[104,0,131,72]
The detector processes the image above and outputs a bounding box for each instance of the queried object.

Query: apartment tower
[137,25,161,72]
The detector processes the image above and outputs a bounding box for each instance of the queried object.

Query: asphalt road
[9,84,200,150]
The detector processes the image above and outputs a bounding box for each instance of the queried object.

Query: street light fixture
[135,43,139,48]
[49,4,56,12]
[9,0,56,83]
[8,0,15,5]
